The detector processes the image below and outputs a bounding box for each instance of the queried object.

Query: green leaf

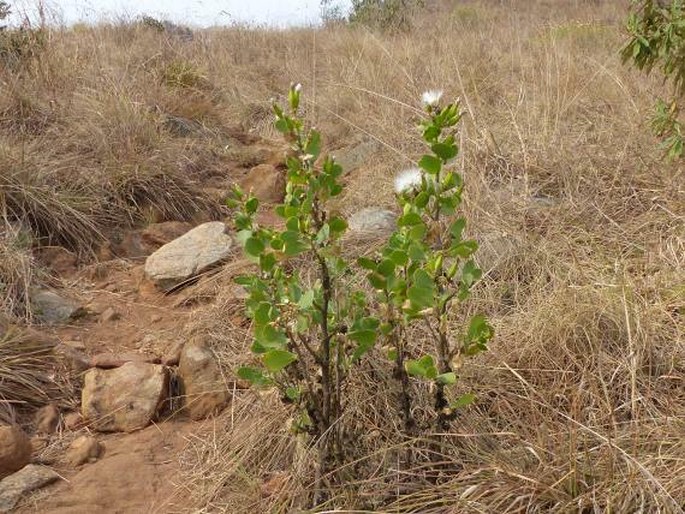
[436,372,457,385]
[260,253,277,272]
[450,393,476,409]
[245,197,259,215]
[315,224,330,244]
[431,142,458,161]
[405,354,437,379]
[305,130,321,159]
[449,218,466,241]
[245,237,265,257]
[350,329,377,362]
[357,257,377,271]
[418,154,442,175]
[462,260,482,287]
[329,216,347,234]
[377,258,396,277]
[237,367,271,387]
[298,289,315,309]
[389,250,408,267]
[275,117,289,134]
[407,268,435,309]
[398,212,423,227]
[367,272,387,290]
[263,350,297,373]
[415,191,429,208]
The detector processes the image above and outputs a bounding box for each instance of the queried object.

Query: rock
[66,436,103,467]
[178,339,229,420]
[99,307,120,323]
[34,405,59,435]
[150,314,162,323]
[347,207,397,235]
[162,341,185,367]
[144,222,234,291]
[240,164,285,203]
[0,426,32,479]
[63,412,84,431]
[81,362,169,432]
[55,344,92,374]
[30,289,86,325]
[0,464,60,512]
[90,352,161,369]
[333,139,381,174]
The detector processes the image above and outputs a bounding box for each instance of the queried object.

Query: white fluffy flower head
[421,89,443,107]
[293,83,302,93]
[394,167,423,194]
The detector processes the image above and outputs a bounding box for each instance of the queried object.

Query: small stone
[347,207,397,235]
[34,405,59,435]
[0,426,32,479]
[81,362,169,432]
[178,338,229,420]
[162,341,185,367]
[0,464,60,512]
[30,289,86,325]
[240,164,285,203]
[144,222,234,291]
[150,314,163,323]
[63,412,84,431]
[65,435,103,467]
[100,307,120,323]
[333,139,381,174]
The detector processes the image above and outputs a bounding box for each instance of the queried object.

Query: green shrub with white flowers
[228,84,493,504]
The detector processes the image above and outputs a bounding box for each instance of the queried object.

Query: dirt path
[16,258,212,513]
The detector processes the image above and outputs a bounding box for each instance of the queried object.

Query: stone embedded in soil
[347,207,397,235]
[144,222,234,291]
[0,464,60,513]
[81,362,169,432]
[55,343,92,374]
[100,307,120,323]
[0,426,32,479]
[240,163,286,203]
[63,412,84,431]
[178,338,229,420]
[30,289,86,325]
[66,435,103,467]
[34,405,60,435]
[90,352,161,369]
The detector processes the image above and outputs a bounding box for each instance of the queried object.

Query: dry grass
[1,0,683,511]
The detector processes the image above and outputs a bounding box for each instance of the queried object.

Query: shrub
[230,85,492,506]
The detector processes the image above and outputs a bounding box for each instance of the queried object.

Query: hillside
[0,1,683,512]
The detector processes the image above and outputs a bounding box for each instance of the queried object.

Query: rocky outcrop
[81,362,169,432]
[0,464,60,512]
[144,222,233,291]
[0,426,32,479]
[178,339,229,420]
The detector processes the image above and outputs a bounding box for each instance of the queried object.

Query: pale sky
[9,0,351,27]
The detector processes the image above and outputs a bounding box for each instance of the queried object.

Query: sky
[9,0,352,27]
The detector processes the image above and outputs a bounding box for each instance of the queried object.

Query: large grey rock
[144,222,233,290]
[0,464,60,512]
[30,289,85,324]
[347,208,397,236]
[178,339,229,420]
[0,426,31,479]
[81,362,169,432]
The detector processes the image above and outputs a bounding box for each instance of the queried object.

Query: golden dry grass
[1,0,684,511]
